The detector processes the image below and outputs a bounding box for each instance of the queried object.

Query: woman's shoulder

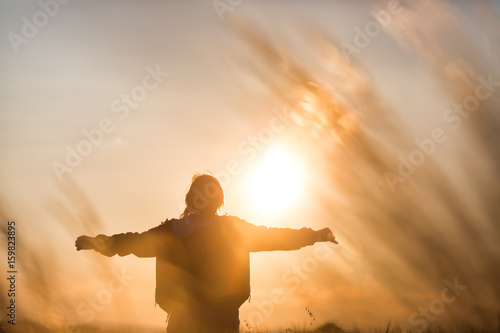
[218,214,245,223]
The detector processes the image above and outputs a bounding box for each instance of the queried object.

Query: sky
[1,0,500,332]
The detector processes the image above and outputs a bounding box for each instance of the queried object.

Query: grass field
[1,319,499,333]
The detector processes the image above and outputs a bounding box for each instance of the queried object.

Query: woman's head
[181,174,224,218]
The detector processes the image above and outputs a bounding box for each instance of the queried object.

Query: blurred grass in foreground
[1,319,499,333]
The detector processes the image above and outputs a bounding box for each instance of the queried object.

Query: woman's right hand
[75,235,95,251]
[76,234,115,256]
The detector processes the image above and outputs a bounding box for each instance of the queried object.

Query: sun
[246,145,304,216]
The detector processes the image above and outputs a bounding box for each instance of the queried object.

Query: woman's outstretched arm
[233,217,338,252]
[75,222,171,257]
[75,234,117,256]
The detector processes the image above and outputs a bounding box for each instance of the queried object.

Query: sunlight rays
[246,145,304,216]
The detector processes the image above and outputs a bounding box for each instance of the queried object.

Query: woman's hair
[180,173,224,219]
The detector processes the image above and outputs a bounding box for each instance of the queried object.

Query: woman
[75,174,337,332]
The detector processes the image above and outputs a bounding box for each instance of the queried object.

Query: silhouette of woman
[75,174,337,333]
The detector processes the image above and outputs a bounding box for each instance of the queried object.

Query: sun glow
[247,145,304,216]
